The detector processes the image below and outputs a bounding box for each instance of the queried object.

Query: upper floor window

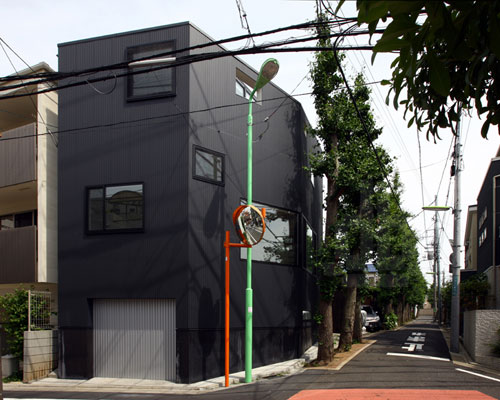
[127,41,175,100]
[235,79,255,102]
[193,146,224,185]
[87,183,144,233]
[479,228,487,246]
[479,207,487,228]
[235,68,260,103]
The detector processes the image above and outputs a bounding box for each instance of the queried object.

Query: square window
[87,183,144,233]
[127,42,175,100]
[193,146,224,185]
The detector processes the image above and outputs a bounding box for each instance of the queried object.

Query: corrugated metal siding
[0,123,36,187]
[0,226,37,283]
[93,299,176,381]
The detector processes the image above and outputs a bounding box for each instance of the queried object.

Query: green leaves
[355,0,500,138]
[0,289,30,359]
[427,51,451,97]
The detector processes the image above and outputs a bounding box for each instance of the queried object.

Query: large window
[193,146,224,185]
[87,183,144,233]
[127,41,175,100]
[241,201,297,265]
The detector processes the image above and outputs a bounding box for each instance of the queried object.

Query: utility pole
[451,115,462,353]
[434,197,442,325]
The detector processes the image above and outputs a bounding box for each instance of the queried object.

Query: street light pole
[245,58,279,383]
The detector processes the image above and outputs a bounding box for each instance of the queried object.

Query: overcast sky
[2,0,499,280]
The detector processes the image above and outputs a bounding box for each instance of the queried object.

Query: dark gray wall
[58,24,191,379]
[58,22,321,383]
[477,159,500,274]
[184,26,320,381]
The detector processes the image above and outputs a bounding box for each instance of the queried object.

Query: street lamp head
[255,58,279,91]
[422,206,451,211]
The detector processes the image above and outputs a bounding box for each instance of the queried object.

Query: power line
[0,39,58,147]
[0,76,383,143]
[0,18,362,87]
[332,38,426,249]
[0,44,376,102]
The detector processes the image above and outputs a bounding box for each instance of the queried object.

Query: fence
[28,290,52,331]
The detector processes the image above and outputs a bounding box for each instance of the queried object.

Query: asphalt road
[4,315,500,400]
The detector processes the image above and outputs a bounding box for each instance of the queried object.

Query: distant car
[362,305,381,331]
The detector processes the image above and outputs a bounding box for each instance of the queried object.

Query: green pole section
[245,93,254,383]
[243,58,278,384]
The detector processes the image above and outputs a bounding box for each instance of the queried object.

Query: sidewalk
[4,346,319,394]
[439,324,500,378]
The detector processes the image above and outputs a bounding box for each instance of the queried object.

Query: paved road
[4,315,500,399]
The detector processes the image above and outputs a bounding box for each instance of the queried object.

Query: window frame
[192,145,225,186]
[239,199,298,266]
[85,182,145,234]
[126,40,176,102]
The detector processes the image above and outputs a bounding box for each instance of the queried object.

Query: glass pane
[306,222,315,269]
[235,80,245,97]
[105,184,143,230]
[129,44,174,97]
[195,149,223,182]
[241,202,297,265]
[14,212,33,228]
[0,215,14,230]
[88,188,104,231]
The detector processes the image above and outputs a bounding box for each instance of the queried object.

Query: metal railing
[27,290,52,331]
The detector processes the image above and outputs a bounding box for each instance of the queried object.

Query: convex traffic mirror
[232,205,266,246]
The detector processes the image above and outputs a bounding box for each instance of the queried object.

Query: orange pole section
[224,231,230,387]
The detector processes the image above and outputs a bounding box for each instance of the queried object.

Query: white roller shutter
[93,299,176,381]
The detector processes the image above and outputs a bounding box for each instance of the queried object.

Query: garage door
[93,299,176,381]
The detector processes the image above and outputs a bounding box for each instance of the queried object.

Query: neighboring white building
[0,62,58,286]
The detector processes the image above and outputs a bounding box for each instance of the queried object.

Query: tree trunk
[316,132,339,364]
[383,274,394,317]
[339,273,357,351]
[317,297,334,363]
[353,295,363,343]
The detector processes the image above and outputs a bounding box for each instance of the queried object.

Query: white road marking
[402,344,416,351]
[402,343,424,352]
[387,352,451,362]
[456,368,500,383]
[406,336,425,342]
[412,332,426,336]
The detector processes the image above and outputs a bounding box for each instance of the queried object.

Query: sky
[1,0,499,282]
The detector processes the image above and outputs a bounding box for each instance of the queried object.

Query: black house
[57,22,322,383]
[472,147,500,309]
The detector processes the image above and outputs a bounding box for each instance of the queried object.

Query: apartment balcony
[0,226,37,283]
[0,123,36,188]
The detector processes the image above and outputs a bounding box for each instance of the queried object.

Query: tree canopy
[342,0,500,139]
